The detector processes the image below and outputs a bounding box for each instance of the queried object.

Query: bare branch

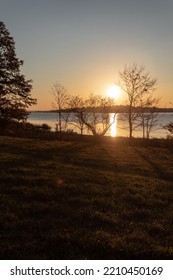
[119,63,157,138]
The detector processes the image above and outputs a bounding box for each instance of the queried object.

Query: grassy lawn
[0,136,173,259]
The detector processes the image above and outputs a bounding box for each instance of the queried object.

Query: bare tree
[68,95,85,136]
[164,122,173,138]
[51,82,70,134]
[72,94,116,137]
[119,63,157,138]
[138,95,161,139]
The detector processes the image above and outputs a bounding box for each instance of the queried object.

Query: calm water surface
[28,112,173,138]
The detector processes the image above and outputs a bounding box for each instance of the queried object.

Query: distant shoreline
[29,107,173,114]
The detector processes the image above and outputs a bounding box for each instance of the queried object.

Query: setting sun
[106,85,121,99]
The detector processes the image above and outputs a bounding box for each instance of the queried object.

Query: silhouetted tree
[119,64,157,138]
[164,122,173,137]
[138,95,161,139]
[70,94,116,137]
[0,21,36,123]
[68,95,85,136]
[52,85,116,137]
[51,82,70,134]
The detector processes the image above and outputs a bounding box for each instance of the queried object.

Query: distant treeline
[31,106,173,114]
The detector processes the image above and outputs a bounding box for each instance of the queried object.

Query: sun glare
[106,85,121,99]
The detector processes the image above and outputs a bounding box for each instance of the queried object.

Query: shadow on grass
[133,147,173,181]
[0,137,173,259]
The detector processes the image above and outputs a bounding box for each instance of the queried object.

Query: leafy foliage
[0,21,36,122]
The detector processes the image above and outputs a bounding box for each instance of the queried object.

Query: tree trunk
[129,115,133,138]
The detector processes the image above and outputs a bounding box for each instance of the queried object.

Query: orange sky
[2,0,173,110]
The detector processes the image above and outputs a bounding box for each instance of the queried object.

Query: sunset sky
[1,0,173,110]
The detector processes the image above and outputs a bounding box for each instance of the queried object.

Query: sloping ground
[0,136,173,259]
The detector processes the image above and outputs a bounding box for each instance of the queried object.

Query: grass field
[0,136,173,259]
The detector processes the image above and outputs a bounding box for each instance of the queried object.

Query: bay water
[28,111,173,138]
